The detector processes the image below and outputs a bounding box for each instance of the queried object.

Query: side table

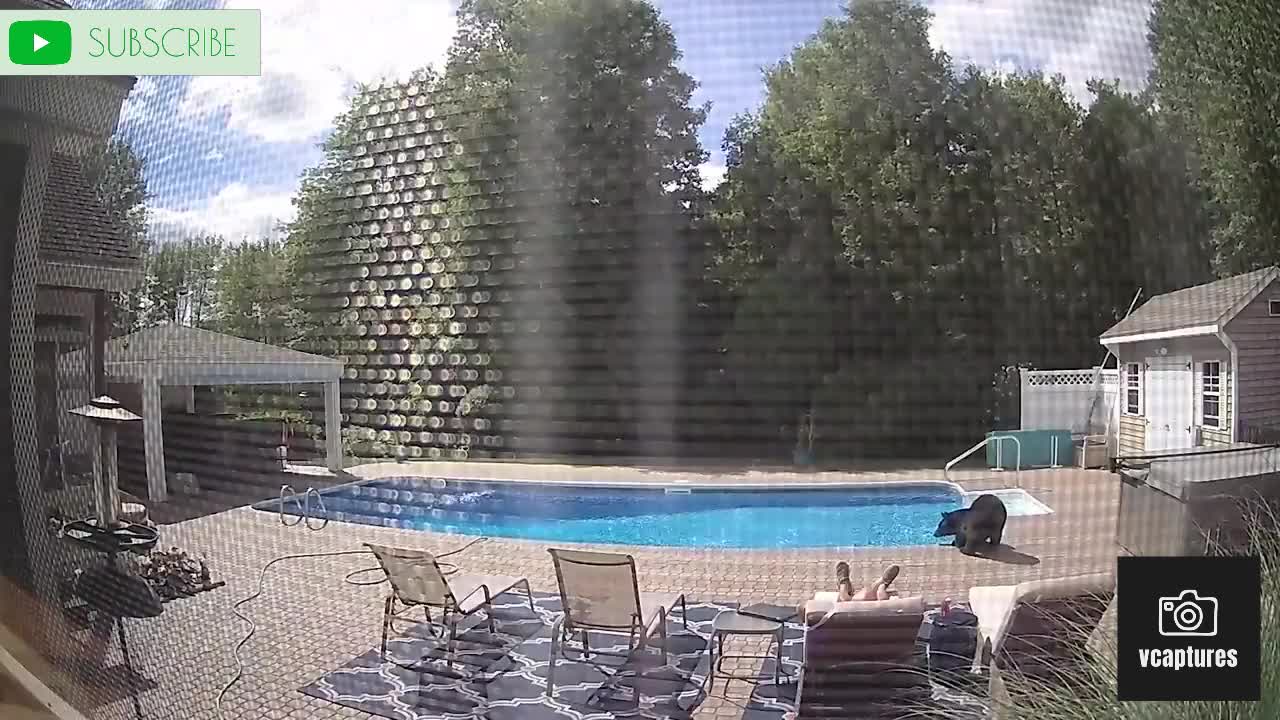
[706,609,788,694]
[921,604,984,695]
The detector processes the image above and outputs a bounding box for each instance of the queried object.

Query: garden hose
[215,535,488,716]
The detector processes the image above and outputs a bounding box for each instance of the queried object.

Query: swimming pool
[259,478,1052,549]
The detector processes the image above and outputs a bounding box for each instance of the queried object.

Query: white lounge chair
[794,594,930,719]
[968,572,1115,695]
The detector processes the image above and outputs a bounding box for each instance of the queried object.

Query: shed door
[1145,355,1195,451]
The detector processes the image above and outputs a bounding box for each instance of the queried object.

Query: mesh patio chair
[793,595,930,719]
[365,543,536,666]
[545,548,688,698]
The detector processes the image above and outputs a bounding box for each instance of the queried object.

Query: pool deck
[85,462,1119,720]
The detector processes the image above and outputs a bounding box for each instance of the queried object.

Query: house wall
[0,127,57,641]
[1224,278,1280,436]
[1118,415,1145,455]
[42,288,96,466]
[0,68,134,708]
[1112,336,1232,453]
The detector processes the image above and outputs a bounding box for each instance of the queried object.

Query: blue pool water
[256,477,1034,549]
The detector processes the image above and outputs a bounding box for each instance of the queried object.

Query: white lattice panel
[1021,367,1118,433]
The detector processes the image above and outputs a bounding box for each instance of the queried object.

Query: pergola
[63,325,344,502]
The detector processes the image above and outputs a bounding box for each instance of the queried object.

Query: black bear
[934,494,1007,555]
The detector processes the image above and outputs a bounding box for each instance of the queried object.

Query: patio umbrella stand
[56,396,161,720]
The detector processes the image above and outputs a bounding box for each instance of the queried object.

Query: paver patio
[86,462,1120,720]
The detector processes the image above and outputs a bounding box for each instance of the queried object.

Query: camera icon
[1158,589,1218,637]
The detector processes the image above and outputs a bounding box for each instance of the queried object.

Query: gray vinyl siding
[1224,278,1280,432]
[1118,415,1145,455]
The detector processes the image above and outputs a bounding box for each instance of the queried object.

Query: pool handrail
[278,484,329,531]
[944,435,1022,488]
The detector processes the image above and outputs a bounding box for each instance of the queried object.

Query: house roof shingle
[1101,267,1280,340]
[39,153,141,268]
[9,0,71,8]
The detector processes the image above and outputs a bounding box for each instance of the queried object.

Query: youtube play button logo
[9,19,73,66]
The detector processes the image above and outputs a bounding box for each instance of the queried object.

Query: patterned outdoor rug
[301,591,803,720]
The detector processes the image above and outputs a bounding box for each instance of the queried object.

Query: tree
[709,0,981,455]
[83,139,149,334]
[1150,0,1280,272]
[442,0,712,453]
[214,237,299,347]
[136,236,224,329]
[1075,80,1213,326]
[702,0,1214,457]
[280,107,366,356]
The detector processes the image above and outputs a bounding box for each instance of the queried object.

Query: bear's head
[933,508,966,537]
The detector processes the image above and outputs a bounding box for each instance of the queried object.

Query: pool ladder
[279,485,329,531]
[944,435,1022,488]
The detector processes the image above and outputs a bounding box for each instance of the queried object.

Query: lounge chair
[794,594,930,719]
[967,572,1114,694]
[365,543,536,665]
[545,548,688,698]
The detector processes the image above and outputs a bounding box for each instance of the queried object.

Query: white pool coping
[280,470,1055,517]
[962,488,1055,517]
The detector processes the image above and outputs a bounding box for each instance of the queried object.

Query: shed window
[1269,298,1280,317]
[1124,362,1142,415]
[1202,361,1222,428]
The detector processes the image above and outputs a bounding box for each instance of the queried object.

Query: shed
[60,325,345,503]
[1100,266,1280,455]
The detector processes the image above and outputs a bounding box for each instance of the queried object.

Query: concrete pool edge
[283,477,1054,515]
[343,460,974,493]
[248,466,1058,550]
[339,462,1052,513]
[255,465,1053,526]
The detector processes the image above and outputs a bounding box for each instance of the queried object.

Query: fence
[1020,367,1118,434]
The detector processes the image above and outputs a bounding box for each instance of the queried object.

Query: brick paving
[90,462,1120,720]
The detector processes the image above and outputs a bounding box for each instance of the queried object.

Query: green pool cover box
[985,429,1073,469]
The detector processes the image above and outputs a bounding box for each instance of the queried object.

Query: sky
[86,0,1156,246]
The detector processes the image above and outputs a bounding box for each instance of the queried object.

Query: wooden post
[325,379,342,473]
[92,291,108,396]
[90,291,110,503]
[141,376,166,502]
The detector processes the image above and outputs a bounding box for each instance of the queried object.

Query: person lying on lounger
[835,562,901,601]
[786,563,904,621]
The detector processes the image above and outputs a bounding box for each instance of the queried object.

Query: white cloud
[700,162,727,191]
[179,0,457,143]
[149,182,296,244]
[928,0,1154,104]
[118,74,160,128]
